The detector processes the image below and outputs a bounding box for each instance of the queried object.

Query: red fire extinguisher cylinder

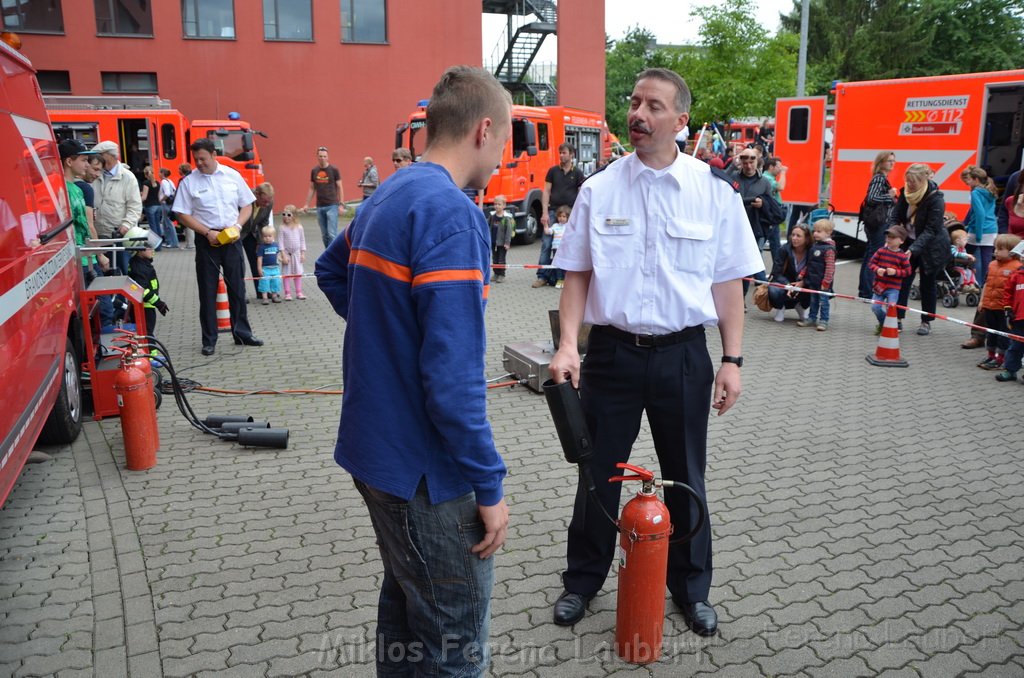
[113,352,158,471]
[611,463,673,664]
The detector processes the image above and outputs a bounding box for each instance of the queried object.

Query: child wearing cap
[995,240,1024,382]
[867,224,913,334]
[977,234,1022,371]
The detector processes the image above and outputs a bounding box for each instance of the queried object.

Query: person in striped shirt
[867,224,913,333]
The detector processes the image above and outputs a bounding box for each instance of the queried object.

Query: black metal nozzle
[218,420,271,434]
[235,427,290,449]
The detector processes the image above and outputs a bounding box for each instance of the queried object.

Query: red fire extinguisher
[610,463,672,664]
[113,348,158,470]
[113,333,160,452]
[609,462,705,664]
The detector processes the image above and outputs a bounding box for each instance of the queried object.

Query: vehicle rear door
[775,96,827,206]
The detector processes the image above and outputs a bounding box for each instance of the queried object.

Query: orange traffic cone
[216,277,231,333]
[866,302,908,367]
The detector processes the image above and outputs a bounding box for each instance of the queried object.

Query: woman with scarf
[894,164,951,335]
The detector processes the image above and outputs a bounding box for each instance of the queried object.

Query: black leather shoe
[233,335,264,347]
[680,600,718,636]
[553,591,592,626]
[201,345,215,356]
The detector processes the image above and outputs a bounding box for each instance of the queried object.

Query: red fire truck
[46,96,266,189]
[396,103,609,243]
[0,39,85,506]
[775,69,1024,247]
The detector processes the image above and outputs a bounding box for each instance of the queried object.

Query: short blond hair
[812,218,834,235]
[995,233,1021,251]
[492,194,507,205]
[949,229,967,242]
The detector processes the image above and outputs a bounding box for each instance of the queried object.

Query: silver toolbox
[501,340,555,393]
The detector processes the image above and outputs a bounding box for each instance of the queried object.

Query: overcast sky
[483,0,797,63]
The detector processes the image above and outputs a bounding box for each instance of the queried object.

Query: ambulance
[46,96,266,190]
[0,37,85,506]
[396,103,608,244]
[775,69,1024,247]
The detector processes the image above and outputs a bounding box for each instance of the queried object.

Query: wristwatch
[721,355,744,367]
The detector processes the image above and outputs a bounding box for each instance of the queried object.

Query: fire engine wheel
[909,285,920,300]
[965,292,979,307]
[516,213,539,245]
[941,294,958,308]
[37,338,84,445]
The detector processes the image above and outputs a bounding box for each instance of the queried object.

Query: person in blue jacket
[315,66,511,677]
[961,165,999,287]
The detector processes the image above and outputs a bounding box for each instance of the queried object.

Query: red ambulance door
[775,97,827,206]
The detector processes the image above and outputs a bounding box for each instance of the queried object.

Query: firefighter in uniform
[548,68,764,637]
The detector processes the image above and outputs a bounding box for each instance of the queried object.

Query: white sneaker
[773,308,785,322]
[797,306,809,321]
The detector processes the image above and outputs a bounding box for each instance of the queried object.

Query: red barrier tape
[746,278,1024,343]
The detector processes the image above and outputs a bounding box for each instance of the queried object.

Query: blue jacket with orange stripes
[315,162,507,507]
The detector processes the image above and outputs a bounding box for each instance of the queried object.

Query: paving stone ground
[2,215,1022,677]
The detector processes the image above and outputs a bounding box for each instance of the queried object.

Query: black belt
[594,324,703,348]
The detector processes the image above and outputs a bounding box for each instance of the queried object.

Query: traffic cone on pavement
[866,302,908,368]
[216,277,231,333]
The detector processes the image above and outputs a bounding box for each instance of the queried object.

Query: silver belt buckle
[635,334,655,348]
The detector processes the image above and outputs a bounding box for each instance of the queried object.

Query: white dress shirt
[553,151,763,334]
[172,164,255,230]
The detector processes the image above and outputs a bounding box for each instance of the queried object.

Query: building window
[95,0,153,36]
[341,0,385,44]
[101,71,158,93]
[1,0,64,34]
[182,0,234,39]
[263,0,311,41]
[37,70,71,93]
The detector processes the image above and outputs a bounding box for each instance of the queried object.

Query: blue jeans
[537,222,554,283]
[858,227,886,298]
[1003,321,1024,373]
[144,205,163,249]
[355,478,494,677]
[316,204,339,248]
[161,205,180,248]
[808,289,830,323]
[871,288,899,326]
[968,244,993,288]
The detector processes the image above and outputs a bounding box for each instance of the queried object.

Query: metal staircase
[484,0,558,105]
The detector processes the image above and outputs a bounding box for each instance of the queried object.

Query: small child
[551,205,570,289]
[257,225,284,304]
[488,195,514,283]
[995,240,1024,382]
[948,228,978,292]
[867,224,912,334]
[977,233,1023,370]
[123,226,168,358]
[278,206,306,300]
[796,218,836,331]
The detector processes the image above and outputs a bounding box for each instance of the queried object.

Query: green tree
[779,0,1024,91]
[668,0,798,125]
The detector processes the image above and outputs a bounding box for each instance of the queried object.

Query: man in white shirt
[548,68,763,637]
[173,138,261,355]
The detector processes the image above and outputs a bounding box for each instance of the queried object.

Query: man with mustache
[548,68,763,637]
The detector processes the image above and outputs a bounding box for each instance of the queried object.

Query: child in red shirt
[995,240,1024,382]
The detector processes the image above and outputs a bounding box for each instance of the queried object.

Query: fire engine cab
[0,38,85,506]
[396,103,608,244]
[776,69,1024,247]
[46,96,266,190]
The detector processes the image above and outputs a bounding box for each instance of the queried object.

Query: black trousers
[896,253,938,322]
[195,238,254,347]
[564,327,715,603]
[241,233,264,299]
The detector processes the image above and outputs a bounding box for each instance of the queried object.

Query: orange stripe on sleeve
[412,269,484,287]
[350,249,412,283]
